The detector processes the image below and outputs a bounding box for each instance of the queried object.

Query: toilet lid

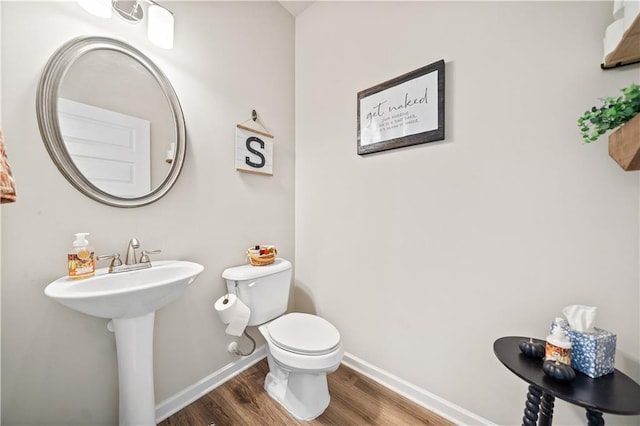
[268,313,341,355]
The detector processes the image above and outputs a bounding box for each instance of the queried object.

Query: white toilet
[222,258,343,420]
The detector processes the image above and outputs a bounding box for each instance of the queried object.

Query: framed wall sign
[357,59,445,155]
[235,124,274,175]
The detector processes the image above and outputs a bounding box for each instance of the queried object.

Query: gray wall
[295,2,640,425]
[3,1,640,425]
[1,2,294,424]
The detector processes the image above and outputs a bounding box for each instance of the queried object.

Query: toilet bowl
[259,313,344,420]
[221,258,343,420]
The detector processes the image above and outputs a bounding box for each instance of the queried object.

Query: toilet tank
[222,258,292,326]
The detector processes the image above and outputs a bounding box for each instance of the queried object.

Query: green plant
[578,83,640,142]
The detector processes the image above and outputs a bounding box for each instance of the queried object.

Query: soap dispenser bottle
[68,232,95,279]
[545,325,572,365]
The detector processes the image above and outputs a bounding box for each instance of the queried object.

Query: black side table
[494,336,640,426]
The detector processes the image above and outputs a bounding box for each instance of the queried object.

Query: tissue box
[561,325,616,378]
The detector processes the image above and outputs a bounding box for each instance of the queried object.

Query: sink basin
[45,259,204,425]
[45,260,204,319]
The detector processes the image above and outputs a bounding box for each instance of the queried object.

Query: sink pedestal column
[112,312,156,426]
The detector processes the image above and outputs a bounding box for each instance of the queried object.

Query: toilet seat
[266,313,341,355]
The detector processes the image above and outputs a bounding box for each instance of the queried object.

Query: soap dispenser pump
[68,232,95,279]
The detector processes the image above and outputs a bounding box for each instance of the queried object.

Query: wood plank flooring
[159,359,454,426]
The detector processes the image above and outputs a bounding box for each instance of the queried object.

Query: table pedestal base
[521,385,606,426]
[522,385,555,426]
[540,392,554,426]
[523,385,542,426]
[586,409,604,426]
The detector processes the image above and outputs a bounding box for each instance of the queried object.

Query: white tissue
[214,293,250,336]
[562,305,597,333]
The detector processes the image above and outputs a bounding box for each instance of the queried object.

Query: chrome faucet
[98,238,162,273]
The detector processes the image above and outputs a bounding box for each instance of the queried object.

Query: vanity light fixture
[77,0,174,49]
[78,0,112,18]
[146,3,174,49]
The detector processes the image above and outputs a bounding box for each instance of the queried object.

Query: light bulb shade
[77,0,113,18]
[147,4,174,49]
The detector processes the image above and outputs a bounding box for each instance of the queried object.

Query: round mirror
[36,36,186,207]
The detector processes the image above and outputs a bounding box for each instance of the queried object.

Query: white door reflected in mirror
[58,98,152,197]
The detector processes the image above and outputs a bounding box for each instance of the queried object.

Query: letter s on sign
[245,137,266,168]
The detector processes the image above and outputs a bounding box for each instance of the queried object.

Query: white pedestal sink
[45,260,204,426]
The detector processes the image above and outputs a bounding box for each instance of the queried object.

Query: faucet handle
[97,253,123,272]
[139,249,161,264]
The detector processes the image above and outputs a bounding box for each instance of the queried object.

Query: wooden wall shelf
[602,13,640,69]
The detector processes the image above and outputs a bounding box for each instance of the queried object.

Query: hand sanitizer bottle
[68,233,95,279]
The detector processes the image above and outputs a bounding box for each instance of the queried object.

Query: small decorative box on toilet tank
[561,325,616,378]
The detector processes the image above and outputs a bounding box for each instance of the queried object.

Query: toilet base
[263,356,331,421]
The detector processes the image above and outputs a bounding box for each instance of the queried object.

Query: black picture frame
[357,60,445,155]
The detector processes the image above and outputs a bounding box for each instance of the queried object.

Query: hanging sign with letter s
[235,124,274,175]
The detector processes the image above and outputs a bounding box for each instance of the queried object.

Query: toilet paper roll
[214,294,250,337]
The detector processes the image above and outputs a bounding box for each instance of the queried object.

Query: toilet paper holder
[215,292,256,357]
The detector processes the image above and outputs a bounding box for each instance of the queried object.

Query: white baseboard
[156,347,491,425]
[155,345,267,423]
[342,352,494,426]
